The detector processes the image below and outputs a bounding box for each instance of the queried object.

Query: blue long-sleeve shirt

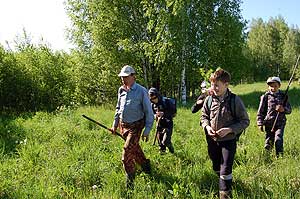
[113,82,154,136]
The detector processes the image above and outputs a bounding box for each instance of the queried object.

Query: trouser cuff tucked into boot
[126,173,135,190]
[219,173,233,198]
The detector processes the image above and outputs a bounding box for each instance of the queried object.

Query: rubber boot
[168,143,174,153]
[159,146,166,155]
[219,190,232,199]
[141,159,151,174]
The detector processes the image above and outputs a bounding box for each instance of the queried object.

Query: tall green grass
[0,82,299,198]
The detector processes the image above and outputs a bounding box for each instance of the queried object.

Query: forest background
[1,0,300,112]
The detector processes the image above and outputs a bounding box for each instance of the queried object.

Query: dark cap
[148,87,159,96]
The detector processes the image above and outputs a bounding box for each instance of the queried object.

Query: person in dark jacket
[191,81,211,113]
[201,68,250,199]
[148,88,175,154]
[257,76,292,157]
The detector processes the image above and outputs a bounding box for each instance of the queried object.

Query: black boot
[126,173,135,190]
[141,159,151,174]
[159,147,166,155]
[168,143,174,154]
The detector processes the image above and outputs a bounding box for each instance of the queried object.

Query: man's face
[121,75,135,86]
[268,82,280,93]
[211,80,228,97]
[149,95,158,103]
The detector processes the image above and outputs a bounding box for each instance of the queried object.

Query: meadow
[0,82,299,198]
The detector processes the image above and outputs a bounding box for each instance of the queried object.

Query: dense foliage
[0,43,74,112]
[65,0,247,96]
[247,16,300,81]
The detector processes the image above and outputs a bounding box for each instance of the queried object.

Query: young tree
[247,16,294,81]
[66,0,247,104]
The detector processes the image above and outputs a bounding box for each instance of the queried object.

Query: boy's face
[211,80,228,97]
[268,82,280,93]
[149,95,158,104]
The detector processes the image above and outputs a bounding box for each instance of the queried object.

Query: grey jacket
[201,89,250,141]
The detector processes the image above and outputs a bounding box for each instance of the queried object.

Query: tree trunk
[181,66,187,105]
[142,59,149,88]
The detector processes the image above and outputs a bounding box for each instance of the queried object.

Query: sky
[241,0,300,28]
[0,0,73,51]
[0,0,300,51]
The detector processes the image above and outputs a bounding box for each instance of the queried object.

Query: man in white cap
[191,81,213,113]
[257,76,292,157]
[111,65,154,190]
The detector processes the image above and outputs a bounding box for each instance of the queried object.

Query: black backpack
[162,97,177,118]
[206,93,245,140]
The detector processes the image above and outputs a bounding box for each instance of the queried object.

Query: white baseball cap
[201,81,208,88]
[267,76,281,85]
[118,65,136,77]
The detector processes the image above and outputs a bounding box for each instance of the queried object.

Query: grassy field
[0,82,300,198]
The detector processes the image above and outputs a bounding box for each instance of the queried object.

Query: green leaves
[247,16,300,81]
[65,0,248,100]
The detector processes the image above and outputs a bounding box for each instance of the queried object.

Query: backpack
[206,93,245,140]
[162,97,177,118]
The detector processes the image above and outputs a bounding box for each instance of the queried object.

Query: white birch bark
[181,66,187,105]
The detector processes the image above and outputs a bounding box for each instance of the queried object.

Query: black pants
[157,120,173,151]
[206,135,236,191]
[264,125,285,156]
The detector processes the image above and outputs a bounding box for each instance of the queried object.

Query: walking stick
[153,116,162,145]
[82,114,125,141]
[271,55,300,132]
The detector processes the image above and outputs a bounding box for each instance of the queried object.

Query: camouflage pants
[120,119,147,174]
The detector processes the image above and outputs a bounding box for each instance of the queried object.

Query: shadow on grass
[148,166,179,190]
[196,170,219,196]
[192,171,273,198]
[173,150,198,167]
[233,178,272,198]
[174,150,220,196]
[0,114,28,155]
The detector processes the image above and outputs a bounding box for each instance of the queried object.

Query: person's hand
[111,126,117,135]
[142,134,149,142]
[207,87,214,96]
[216,127,232,138]
[156,111,164,118]
[258,125,264,132]
[275,105,284,112]
[196,99,204,105]
[206,126,216,137]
